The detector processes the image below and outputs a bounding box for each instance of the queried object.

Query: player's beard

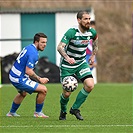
[80,23,90,31]
[39,47,44,51]
[37,45,44,51]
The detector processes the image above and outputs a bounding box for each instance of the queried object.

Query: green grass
[0,83,132,133]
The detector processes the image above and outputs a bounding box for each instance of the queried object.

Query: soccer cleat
[59,111,67,120]
[70,108,83,120]
[6,112,20,117]
[34,112,49,118]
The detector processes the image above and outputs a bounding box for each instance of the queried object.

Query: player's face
[78,13,91,31]
[37,37,47,51]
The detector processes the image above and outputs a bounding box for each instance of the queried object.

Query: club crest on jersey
[75,37,80,44]
[87,36,90,40]
[76,37,79,40]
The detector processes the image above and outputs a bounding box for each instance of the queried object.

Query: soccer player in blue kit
[6,33,49,118]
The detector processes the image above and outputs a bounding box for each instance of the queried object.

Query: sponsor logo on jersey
[81,40,89,44]
[79,68,90,76]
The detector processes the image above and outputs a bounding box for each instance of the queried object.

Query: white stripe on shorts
[9,74,19,83]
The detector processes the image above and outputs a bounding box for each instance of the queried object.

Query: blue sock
[36,103,44,112]
[10,102,20,113]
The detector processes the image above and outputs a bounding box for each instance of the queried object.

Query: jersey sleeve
[26,56,35,69]
[26,49,37,69]
[61,28,76,44]
[91,28,98,40]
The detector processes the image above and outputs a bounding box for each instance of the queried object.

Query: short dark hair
[33,33,47,43]
[77,11,89,19]
[90,21,96,25]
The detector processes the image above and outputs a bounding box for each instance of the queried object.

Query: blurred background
[0,0,132,84]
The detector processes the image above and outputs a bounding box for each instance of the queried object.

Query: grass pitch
[0,83,132,133]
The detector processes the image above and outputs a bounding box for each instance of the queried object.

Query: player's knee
[37,84,48,95]
[63,91,71,98]
[84,78,94,92]
[85,83,94,92]
[89,84,94,91]
[20,92,27,97]
[41,86,47,95]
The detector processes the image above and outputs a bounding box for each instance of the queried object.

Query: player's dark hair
[90,21,96,25]
[77,11,89,19]
[33,33,47,43]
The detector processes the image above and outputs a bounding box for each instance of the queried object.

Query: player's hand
[89,63,93,68]
[89,59,94,65]
[67,57,76,64]
[89,55,95,64]
[90,62,97,68]
[39,78,49,84]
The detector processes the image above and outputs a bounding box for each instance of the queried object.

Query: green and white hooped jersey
[60,26,97,69]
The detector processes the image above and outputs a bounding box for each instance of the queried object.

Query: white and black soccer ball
[62,76,78,92]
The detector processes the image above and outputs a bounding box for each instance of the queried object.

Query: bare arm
[57,42,69,60]
[92,37,98,55]
[25,66,49,84]
[57,42,76,64]
[89,37,98,64]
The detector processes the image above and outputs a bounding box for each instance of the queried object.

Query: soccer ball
[62,76,78,92]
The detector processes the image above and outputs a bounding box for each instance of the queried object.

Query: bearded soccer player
[57,11,98,120]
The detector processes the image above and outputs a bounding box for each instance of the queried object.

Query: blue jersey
[9,44,39,83]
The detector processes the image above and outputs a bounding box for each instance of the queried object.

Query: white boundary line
[0,125,133,128]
